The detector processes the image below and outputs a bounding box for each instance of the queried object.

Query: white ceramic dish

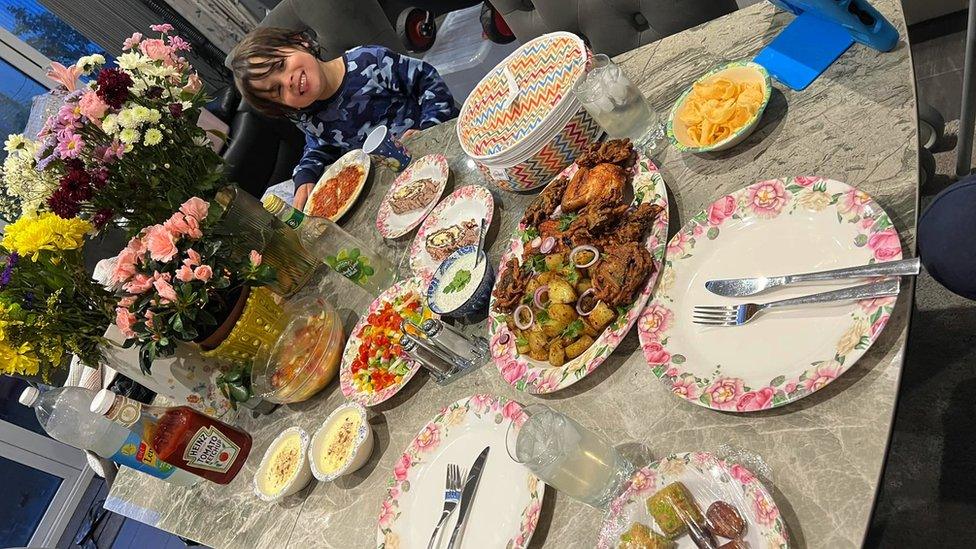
[309,402,374,481]
[253,426,313,502]
[667,61,772,153]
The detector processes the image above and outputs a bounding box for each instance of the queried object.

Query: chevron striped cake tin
[456,32,604,192]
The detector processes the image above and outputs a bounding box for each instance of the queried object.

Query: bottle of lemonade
[91,389,252,485]
[262,195,396,295]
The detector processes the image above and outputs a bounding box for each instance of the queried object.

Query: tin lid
[456,32,588,159]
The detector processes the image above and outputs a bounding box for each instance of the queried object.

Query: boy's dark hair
[229,27,323,118]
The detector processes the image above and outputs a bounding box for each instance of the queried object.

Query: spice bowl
[253,427,313,502]
[309,403,374,482]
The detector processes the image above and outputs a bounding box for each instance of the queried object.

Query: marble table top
[106,1,918,547]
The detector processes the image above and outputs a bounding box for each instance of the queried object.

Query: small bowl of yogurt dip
[426,245,495,318]
[253,427,313,502]
[309,402,374,482]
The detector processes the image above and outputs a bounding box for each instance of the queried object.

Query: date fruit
[706,501,746,539]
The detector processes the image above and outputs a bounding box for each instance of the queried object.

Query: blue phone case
[767,0,898,52]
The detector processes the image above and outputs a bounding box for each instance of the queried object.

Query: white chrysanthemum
[116,52,150,72]
[2,147,58,215]
[146,109,161,124]
[143,128,163,146]
[77,54,106,75]
[101,114,119,135]
[119,128,140,144]
[3,134,29,154]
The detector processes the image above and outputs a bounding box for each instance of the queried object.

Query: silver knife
[705,257,920,297]
[446,446,490,549]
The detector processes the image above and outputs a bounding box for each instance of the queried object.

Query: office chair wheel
[481,1,516,44]
[918,102,945,151]
[920,147,936,189]
[397,7,437,52]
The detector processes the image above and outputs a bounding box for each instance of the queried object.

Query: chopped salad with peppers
[349,291,431,394]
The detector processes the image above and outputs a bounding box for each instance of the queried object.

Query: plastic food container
[253,427,313,502]
[251,294,345,404]
[309,403,374,482]
[456,32,603,192]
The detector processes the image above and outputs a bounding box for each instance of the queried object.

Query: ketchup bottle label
[183,425,241,473]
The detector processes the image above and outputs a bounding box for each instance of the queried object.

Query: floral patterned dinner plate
[487,155,669,394]
[304,148,371,221]
[338,277,436,407]
[597,452,789,549]
[375,394,545,549]
[375,154,449,239]
[409,185,494,283]
[638,177,902,412]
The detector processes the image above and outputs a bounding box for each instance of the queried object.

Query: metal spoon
[474,218,486,266]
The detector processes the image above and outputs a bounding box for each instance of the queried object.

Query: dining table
[103,0,919,546]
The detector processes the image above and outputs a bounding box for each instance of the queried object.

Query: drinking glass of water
[505,404,633,509]
[574,54,665,154]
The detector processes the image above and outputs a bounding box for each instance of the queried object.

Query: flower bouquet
[2,24,224,233]
[0,213,115,381]
[109,196,276,376]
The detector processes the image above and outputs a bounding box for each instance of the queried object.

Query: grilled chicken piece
[560,163,627,213]
[606,203,664,246]
[577,138,637,169]
[591,241,654,307]
[521,176,570,228]
[492,257,532,313]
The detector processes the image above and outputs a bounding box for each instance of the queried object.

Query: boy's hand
[402,129,421,140]
[294,182,314,210]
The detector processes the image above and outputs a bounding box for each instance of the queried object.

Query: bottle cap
[90,389,118,415]
[262,194,285,214]
[18,387,39,406]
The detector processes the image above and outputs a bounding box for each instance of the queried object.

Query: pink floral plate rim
[338,277,435,407]
[598,452,790,549]
[375,154,450,239]
[638,176,902,412]
[487,155,669,394]
[375,393,545,549]
[409,184,495,283]
[304,148,371,221]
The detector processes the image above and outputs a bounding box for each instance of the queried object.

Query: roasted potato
[548,279,577,304]
[588,301,616,329]
[576,278,592,294]
[527,331,548,353]
[529,347,549,362]
[541,305,574,337]
[582,318,602,337]
[525,277,541,296]
[537,271,555,285]
[514,329,531,355]
[565,335,595,359]
[544,253,565,272]
[549,341,566,367]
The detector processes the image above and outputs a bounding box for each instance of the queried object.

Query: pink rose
[123,273,154,294]
[153,277,178,303]
[123,32,142,51]
[110,248,138,284]
[500,359,527,384]
[665,367,679,377]
[840,189,872,215]
[871,314,890,337]
[183,73,203,94]
[736,386,775,412]
[115,307,137,338]
[693,224,704,237]
[184,248,201,267]
[803,362,842,392]
[193,265,213,282]
[667,231,690,257]
[640,304,672,341]
[753,492,779,526]
[746,179,789,218]
[784,381,798,394]
[413,423,440,452]
[393,452,411,481]
[501,400,523,423]
[643,341,671,365]
[858,295,896,313]
[140,38,175,64]
[378,499,395,526]
[532,372,561,394]
[671,376,698,400]
[861,217,875,229]
[867,229,901,261]
[629,468,657,496]
[249,250,262,266]
[468,394,492,413]
[144,225,178,262]
[707,195,737,226]
[179,197,209,221]
[522,501,541,530]
[78,91,108,123]
[793,176,821,187]
[176,264,194,282]
[704,377,745,410]
[729,463,756,485]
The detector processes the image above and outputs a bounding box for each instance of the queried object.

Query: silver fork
[693,279,901,327]
[426,464,465,549]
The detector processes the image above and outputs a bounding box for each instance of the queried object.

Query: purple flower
[23,291,34,310]
[0,253,19,287]
[145,86,163,99]
[168,35,191,52]
[168,103,183,118]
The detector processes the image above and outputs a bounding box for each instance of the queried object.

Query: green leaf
[536,309,550,324]
[324,255,338,269]
[671,354,686,364]
[770,375,786,386]
[561,319,585,339]
[443,269,472,294]
[557,213,578,231]
[515,334,528,347]
[166,187,185,209]
[706,227,719,240]
[520,226,539,244]
[362,265,375,277]
[854,234,868,247]
[170,313,184,333]
[348,248,361,260]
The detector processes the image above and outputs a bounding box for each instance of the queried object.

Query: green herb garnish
[557,213,579,231]
[561,319,585,339]
[536,309,550,324]
[528,254,548,273]
[443,269,472,294]
[521,226,539,244]
[516,334,529,347]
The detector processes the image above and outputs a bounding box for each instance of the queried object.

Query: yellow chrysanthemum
[2,213,92,260]
[0,340,39,376]
[143,128,163,146]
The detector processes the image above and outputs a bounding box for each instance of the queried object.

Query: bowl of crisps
[667,61,771,153]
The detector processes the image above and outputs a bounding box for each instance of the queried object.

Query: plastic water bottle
[19,386,200,486]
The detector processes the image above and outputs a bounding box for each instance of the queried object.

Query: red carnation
[47,187,81,218]
[95,68,132,109]
[92,208,114,228]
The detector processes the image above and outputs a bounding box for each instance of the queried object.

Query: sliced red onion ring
[530,236,542,249]
[540,236,556,254]
[534,285,550,308]
[576,288,597,316]
[498,332,511,345]
[514,305,534,330]
[571,245,600,268]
